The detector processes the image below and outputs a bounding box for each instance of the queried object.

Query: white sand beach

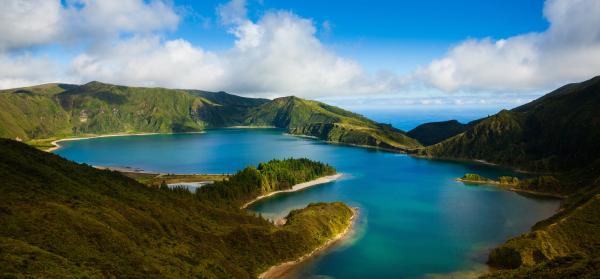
[240,173,343,209]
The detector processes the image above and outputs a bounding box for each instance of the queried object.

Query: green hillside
[0,82,420,152]
[0,84,75,140]
[0,138,353,278]
[420,76,600,174]
[411,76,600,277]
[407,119,473,146]
[0,81,268,141]
[245,96,421,151]
[483,184,600,278]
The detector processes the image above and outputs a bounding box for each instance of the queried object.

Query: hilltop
[245,96,421,151]
[407,119,473,146]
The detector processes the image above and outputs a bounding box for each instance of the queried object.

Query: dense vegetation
[420,76,600,175]
[407,119,473,146]
[460,173,492,183]
[0,139,352,278]
[244,96,421,151]
[413,76,600,277]
[197,158,336,207]
[0,81,420,152]
[459,173,519,186]
[484,184,600,278]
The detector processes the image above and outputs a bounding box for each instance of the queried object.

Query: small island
[457,173,519,186]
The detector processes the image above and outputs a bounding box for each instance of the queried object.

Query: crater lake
[54,128,560,278]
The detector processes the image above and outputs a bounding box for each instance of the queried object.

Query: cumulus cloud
[71,36,224,90]
[1,0,394,97]
[1,0,599,101]
[220,11,369,96]
[0,0,179,51]
[217,0,247,25]
[417,0,600,92]
[0,0,181,89]
[64,0,179,39]
[69,4,398,97]
[0,0,64,50]
[0,53,66,89]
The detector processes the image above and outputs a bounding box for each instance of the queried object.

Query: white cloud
[0,53,66,89]
[217,0,247,25]
[0,0,179,51]
[71,36,224,90]
[417,0,600,92]
[1,0,385,97]
[1,0,599,102]
[0,0,64,50]
[220,11,369,97]
[65,0,180,39]
[68,7,396,98]
[0,0,181,89]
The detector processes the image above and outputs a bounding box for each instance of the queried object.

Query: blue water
[357,108,500,131]
[54,129,560,278]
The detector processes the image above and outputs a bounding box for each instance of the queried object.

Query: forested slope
[0,139,352,278]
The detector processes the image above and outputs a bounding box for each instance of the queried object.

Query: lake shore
[285,133,413,154]
[456,178,566,199]
[225,125,277,129]
[259,207,358,279]
[241,173,343,209]
[411,154,536,174]
[45,131,205,152]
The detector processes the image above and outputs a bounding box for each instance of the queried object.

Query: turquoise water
[54,129,560,278]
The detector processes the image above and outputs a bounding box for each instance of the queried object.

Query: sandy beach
[46,132,204,152]
[240,173,343,209]
[259,207,358,279]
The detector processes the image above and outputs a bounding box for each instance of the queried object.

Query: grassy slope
[412,77,600,277]
[245,96,421,151]
[483,185,600,278]
[0,84,74,140]
[422,76,600,174]
[407,119,472,146]
[410,76,600,277]
[0,82,270,141]
[0,139,352,278]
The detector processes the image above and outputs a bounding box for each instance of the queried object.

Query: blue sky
[1,0,599,113]
[173,0,548,72]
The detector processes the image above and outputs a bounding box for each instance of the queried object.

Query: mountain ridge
[0,81,421,151]
[420,75,600,175]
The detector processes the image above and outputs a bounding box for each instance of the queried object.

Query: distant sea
[356,107,502,131]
